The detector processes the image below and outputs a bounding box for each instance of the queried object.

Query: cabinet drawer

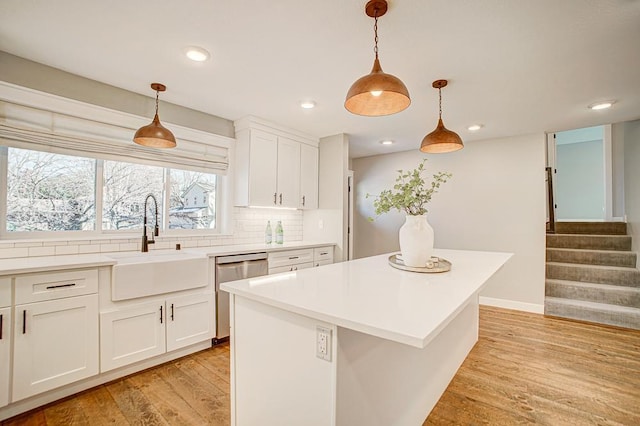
[313,247,334,263]
[269,262,314,275]
[315,259,333,268]
[0,277,11,308]
[268,249,314,268]
[15,269,98,304]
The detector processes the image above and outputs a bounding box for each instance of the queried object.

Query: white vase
[398,214,434,267]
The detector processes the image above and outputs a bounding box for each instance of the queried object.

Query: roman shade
[0,99,230,174]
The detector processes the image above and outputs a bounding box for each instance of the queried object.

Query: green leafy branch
[366,159,451,218]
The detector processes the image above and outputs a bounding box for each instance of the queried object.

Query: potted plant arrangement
[367,159,451,267]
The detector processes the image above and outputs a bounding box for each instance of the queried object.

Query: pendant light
[133,83,176,148]
[345,0,410,116]
[420,80,464,153]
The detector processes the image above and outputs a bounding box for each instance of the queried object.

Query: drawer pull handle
[273,192,277,205]
[46,283,77,290]
[160,305,163,324]
[320,252,328,255]
[22,310,27,334]
[171,304,175,321]
[0,314,3,339]
[302,195,306,206]
[279,193,283,205]
[288,256,299,260]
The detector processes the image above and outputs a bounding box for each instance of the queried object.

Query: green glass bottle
[275,220,283,244]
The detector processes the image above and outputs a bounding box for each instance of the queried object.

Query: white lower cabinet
[12,294,99,402]
[100,301,166,372]
[269,262,314,275]
[166,293,214,352]
[268,246,334,274]
[100,292,213,372]
[0,306,11,408]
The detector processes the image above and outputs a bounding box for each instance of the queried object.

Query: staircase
[545,222,640,330]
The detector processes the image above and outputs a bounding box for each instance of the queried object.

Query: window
[2,147,219,236]
[7,148,96,232]
[169,170,216,230]
[102,161,164,231]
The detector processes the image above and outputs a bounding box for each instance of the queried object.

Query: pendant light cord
[373,10,379,59]
[155,90,160,116]
[438,87,442,119]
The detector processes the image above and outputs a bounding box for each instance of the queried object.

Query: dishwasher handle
[216,252,268,264]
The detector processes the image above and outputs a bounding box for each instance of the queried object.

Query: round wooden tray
[388,254,452,273]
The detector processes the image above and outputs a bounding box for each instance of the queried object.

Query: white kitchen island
[221,249,512,426]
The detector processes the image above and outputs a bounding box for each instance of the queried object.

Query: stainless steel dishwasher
[214,252,268,343]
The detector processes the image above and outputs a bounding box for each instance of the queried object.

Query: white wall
[555,140,605,220]
[353,134,547,311]
[623,120,640,265]
[303,134,350,261]
[612,123,626,218]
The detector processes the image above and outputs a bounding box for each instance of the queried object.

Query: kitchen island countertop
[222,248,512,349]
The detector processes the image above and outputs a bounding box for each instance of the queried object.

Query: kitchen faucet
[142,194,159,252]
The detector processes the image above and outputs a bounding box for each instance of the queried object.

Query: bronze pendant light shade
[345,0,410,116]
[133,83,176,149]
[420,80,464,153]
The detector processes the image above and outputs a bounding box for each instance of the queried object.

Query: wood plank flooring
[3,306,640,425]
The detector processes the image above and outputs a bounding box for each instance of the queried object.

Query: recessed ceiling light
[467,124,483,131]
[380,140,394,145]
[588,101,614,110]
[300,100,316,109]
[184,46,210,62]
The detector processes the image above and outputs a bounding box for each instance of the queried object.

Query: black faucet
[142,194,159,252]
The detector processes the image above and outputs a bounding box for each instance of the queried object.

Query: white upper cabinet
[234,116,318,209]
[276,137,301,208]
[299,143,319,209]
[247,130,278,206]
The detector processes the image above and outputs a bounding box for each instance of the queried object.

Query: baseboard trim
[479,296,544,314]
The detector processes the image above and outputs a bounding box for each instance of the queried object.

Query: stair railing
[546,166,556,233]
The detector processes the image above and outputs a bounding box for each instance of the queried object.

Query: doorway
[548,125,611,221]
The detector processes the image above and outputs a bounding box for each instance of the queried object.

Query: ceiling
[1,0,639,158]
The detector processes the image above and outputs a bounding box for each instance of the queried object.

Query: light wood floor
[3,306,640,425]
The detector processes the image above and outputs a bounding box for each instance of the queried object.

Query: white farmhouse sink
[107,250,208,301]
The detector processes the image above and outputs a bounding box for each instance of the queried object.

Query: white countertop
[221,249,512,349]
[0,241,334,276]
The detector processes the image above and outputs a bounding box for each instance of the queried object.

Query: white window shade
[0,98,230,174]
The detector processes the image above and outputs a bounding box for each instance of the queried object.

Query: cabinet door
[12,294,99,402]
[100,301,166,372]
[0,307,11,407]
[300,144,319,209]
[166,293,214,352]
[249,130,278,206]
[276,137,301,208]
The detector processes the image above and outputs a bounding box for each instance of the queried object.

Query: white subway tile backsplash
[43,241,64,247]
[15,241,43,248]
[78,244,101,254]
[0,206,306,259]
[0,247,29,258]
[28,246,56,257]
[119,243,137,251]
[154,241,172,250]
[100,243,120,253]
[55,245,79,255]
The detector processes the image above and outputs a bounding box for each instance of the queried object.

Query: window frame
[0,146,223,240]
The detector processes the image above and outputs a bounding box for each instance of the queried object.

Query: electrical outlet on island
[316,326,332,361]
